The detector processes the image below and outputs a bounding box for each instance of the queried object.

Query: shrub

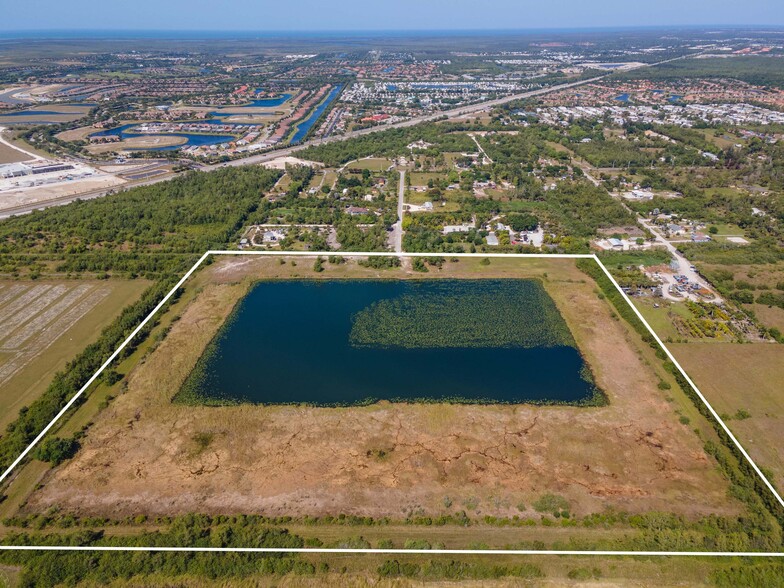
[35,437,79,465]
[532,493,569,514]
[404,539,432,550]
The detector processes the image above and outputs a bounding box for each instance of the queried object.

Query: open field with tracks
[0,279,150,430]
[23,257,739,521]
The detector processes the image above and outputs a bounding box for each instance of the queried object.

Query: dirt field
[0,128,42,164]
[697,262,784,333]
[0,132,49,160]
[261,156,324,170]
[0,142,32,164]
[86,135,187,154]
[25,257,739,520]
[670,342,784,488]
[346,158,394,171]
[0,113,86,125]
[54,125,97,142]
[0,173,126,213]
[0,279,150,430]
[752,303,784,332]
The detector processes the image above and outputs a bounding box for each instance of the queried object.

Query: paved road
[3,77,604,217]
[391,170,405,253]
[213,74,611,170]
[0,54,693,218]
[637,217,721,301]
[218,52,691,172]
[0,173,172,219]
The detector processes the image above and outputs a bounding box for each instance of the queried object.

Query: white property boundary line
[0,250,782,558]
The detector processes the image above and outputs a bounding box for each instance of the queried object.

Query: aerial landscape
[0,0,783,585]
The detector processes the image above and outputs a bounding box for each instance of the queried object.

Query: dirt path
[570,148,722,302]
[0,127,44,162]
[391,170,405,253]
[469,133,494,164]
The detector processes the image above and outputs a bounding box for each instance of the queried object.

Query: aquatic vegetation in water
[176,279,602,406]
[350,279,575,350]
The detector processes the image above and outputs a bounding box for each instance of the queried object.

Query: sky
[1,0,782,32]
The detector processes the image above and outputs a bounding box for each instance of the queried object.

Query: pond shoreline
[176,278,604,407]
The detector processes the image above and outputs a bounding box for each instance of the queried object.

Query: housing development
[0,17,782,588]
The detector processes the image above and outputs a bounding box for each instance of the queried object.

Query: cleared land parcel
[25,256,740,523]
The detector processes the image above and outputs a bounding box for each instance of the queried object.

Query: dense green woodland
[0,166,282,277]
[2,504,784,585]
[299,122,478,166]
[615,56,784,89]
[0,168,285,504]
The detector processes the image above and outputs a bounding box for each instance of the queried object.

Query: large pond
[178,279,600,406]
[208,92,293,117]
[0,104,92,125]
[90,124,235,150]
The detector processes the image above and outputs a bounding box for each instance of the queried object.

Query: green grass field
[671,342,784,490]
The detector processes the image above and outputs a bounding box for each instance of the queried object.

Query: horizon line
[2,24,784,36]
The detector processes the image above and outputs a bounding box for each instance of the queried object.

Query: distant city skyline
[2,0,783,33]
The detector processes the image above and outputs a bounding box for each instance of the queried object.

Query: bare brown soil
[0,142,31,164]
[0,113,84,124]
[26,257,739,519]
[54,125,97,143]
[86,135,187,154]
[752,304,784,331]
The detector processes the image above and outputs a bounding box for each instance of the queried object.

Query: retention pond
[178,279,601,406]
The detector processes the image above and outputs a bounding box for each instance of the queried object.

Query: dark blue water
[248,92,292,107]
[614,93,630,102]
[184,280,595,406]
[208,111,276,119]
[201,118,267,124]
[0,103,94,123]
[668,94,684,102]
[0,110,78,116]
[208,92,293,118]
[90,124,234,150]
[290,85,342,144]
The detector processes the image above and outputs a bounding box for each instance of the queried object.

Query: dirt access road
[390,170,405,253]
